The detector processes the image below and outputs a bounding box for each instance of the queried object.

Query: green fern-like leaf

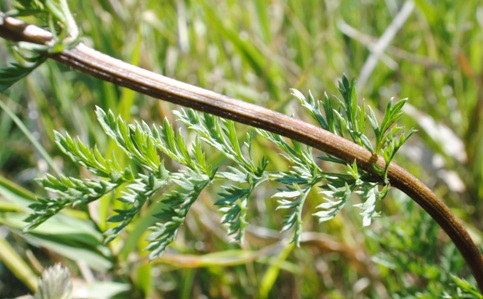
[105,167,170,243]
[25,76,414,258]
[147,174,211,259]
[24,174,119,232]
[260,130,324,244]
[176,109,268,242]
[215,184,251,242]
[0,56,47,92]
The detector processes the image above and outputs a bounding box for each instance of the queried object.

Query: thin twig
[1,16,482,291]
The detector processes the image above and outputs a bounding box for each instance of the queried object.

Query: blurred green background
[1,0,482,298]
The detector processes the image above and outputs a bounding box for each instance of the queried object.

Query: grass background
[1,0,482,298]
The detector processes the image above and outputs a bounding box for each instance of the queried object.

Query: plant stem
[1,16,482,291]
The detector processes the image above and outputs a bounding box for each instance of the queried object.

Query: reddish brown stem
[1,16,482,291]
